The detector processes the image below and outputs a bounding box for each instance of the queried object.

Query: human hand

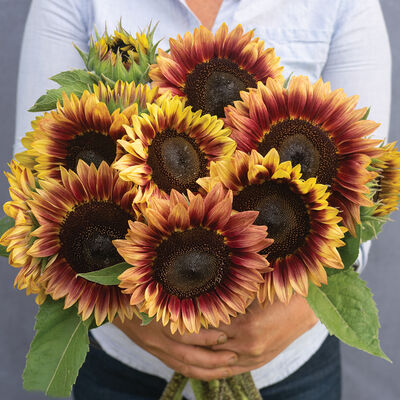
[113,315,238,381]
[211,295,319,375]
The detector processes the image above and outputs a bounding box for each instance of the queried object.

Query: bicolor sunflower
[113,96,236,201]
[93,80,159,115]
[16,87,148,180]
[77,23,158,84]
[115,184,272,334]
[198,149,346,303]
[149,23,283,118]
[225,77,383,234]
[25,161,138,325]
[371,142,400,217]
[0,161,46,304]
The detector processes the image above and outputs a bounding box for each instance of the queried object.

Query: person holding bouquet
[14,0,391,399]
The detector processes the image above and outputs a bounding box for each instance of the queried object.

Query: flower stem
[160,372,188,400]
[241,372,262,400]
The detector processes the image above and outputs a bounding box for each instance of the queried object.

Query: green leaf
[361,107,371,120]
[29,88,76,112]
[307,268,390,361]
[0,215,15,257]
[77,262,131,285]
[139,312,154,326]
[336,224,361,271]
[50,70,98,87]
[360,217,385,242]
[23,298,92,397]
[29,70,99,112]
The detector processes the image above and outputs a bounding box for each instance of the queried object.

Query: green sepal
[283,72,293,89]
[0,215,15,257]
[307,268,390,361]
[361,107,371,120]
[139,312,154,326]
[23,298,92,397]
[360,205,387,242]
[29,70,99,112]
[77,262,132,285]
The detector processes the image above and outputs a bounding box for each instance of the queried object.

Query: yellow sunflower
[115,184,272,334]
[225,76,383,235]
[0,161,46,304]
[113,96,236,201]
[16,85,152,180]
[371,142,400,216]
[198,149,346,303]
[24,161,139,325]
[149,23,283,118]
[79,23,158,84]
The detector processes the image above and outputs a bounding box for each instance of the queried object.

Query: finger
[159,352,234,381]
[159,339,238,369]
[164,327,229,346]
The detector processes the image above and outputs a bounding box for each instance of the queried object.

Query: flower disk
[371,142,400,217]
[115,184,272,334]
[149,23,283,118]
[24,161,139,325]
[113,96,236,200]
[225,77,383,234]
[198,149,346,303]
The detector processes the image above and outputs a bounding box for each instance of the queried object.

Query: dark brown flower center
[372,177,382,203]
[184,58,257,118]
[147,129,209,194]
[65,131,116,171]
[153,227,230,299]
[258,119,338,184]
[232,181,310,260]
[59,200,132,274]
[110,38,133,63]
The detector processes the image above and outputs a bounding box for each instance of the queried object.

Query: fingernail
[217,334,227,344]
[228,355,237,365]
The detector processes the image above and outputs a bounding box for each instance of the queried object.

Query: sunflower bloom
[198,149,346,303]
[225,77,383,234]
[113,96,236,201]
[149,23,283,118]
[78,23,158,84]
[115,184,272,334]
[371,142,400,216]
[25,161,139,325]
[0,161,46,304]
[16,90,143,180]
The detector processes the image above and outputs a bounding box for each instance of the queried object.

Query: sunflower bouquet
[1,22,399,399]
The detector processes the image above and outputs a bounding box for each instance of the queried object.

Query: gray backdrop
[0,1,399,399]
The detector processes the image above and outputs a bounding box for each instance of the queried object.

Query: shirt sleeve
[321,0,392,273]
[14,0,93,155]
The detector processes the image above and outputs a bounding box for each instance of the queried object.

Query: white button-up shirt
[15,0,391,397]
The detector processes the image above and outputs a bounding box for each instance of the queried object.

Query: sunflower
[113,96,236,201]
[371,142,400,217]
[24,161,138,325]
[16,88,144,180]
[115,184,272,334]
[0,161,46,304]
[93,80,159,115]
[225,77,383,234]
[149,23,283,118]
[198,149,346,303]
[78,23,158,84]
